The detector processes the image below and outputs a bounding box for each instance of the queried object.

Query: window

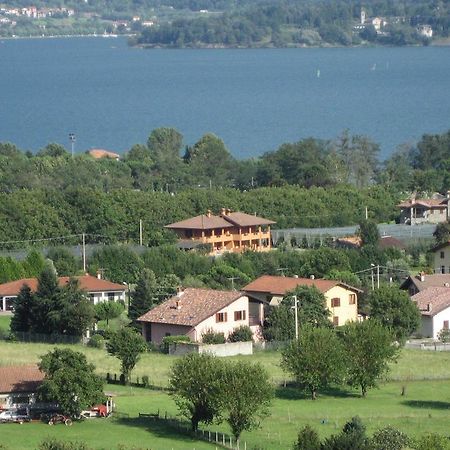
[333,316,339,326]
[165,332,171,337]
[216,312,227,323]
[107,292,115,301]
[331,298,340,308]
[442,266,446,274]
[234,310,246,321]
[441,251,445,259]
[444,321,449,330]
[349,294,356,305]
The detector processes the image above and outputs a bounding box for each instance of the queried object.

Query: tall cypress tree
[10,284,34,332]
[129,269,158,323]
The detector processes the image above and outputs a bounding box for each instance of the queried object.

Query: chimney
[427,303,432,312]
[310,275,315,280]
[293,275,299,278]
[177,287,184,297]
[96,270,102,280]
[176,300,181,310]
[226,208,231,216]
[220,208,226,216]
[206,209,211,218]
[420,272,425,282]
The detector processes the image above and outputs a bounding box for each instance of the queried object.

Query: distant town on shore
[1,0,449,47]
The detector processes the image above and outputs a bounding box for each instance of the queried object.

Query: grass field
[0,314,11,334]
[2,343,450,449]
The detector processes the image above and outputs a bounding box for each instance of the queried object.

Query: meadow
[2,338,450,449]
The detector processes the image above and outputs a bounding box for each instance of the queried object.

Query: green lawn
[0,314,11,334]
[2,344,450,449]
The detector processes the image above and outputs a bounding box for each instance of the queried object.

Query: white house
[138,288,264,344]
[0,275,126,312]
[411,287,450,339]
[0,366,44,410]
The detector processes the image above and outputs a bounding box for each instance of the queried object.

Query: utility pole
[227,277,240,291]
[371,264,375,291]
[377,264,380,289]
[82,233,86,273]
[292,295,299,340]
[365,206,368,220]
[139,219,143,246]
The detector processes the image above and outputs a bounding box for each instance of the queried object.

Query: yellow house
[433,241,450,274]
[165,209,275,255]
[242,275,362,326]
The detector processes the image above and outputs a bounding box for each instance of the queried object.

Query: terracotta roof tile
[165,214,233,230]
[0,275,126,297]
[223,212,276,227]
[411,287,450,316]
[397,198,447,208]
[137,288,244,326]
[0,365,44,394]
[243,275,359,296]
[401,274,450,292]
[88,149,120,159]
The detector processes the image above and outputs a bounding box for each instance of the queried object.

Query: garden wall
[169,341,253,357]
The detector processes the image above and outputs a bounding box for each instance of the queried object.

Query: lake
[1,37,450,159]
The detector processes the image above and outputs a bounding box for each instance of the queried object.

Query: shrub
[438,328,450,344]
[228,325,253,342]
[413,433,450,450]
[293,425,321,450]
[160,335,191,354]
[371,426,409,450]
[39,438,91,450]
[87,334,105,349]
[142,375,150,387]
[201,329,226,344]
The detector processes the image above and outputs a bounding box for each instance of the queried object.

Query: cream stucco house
[432,241,450,274]
[411,287,450,339]
[138,288,264,344]
[242,275,362,326]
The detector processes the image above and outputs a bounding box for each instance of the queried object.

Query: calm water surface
[1,37,450,159]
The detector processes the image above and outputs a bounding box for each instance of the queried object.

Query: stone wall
[169,341,253,357]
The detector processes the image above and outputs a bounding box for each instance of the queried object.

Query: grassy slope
[2,344,450,449]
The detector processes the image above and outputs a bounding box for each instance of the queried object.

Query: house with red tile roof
[242,275,362,327]
[0,365,44,409]
[398,193,449,225]
[165,208,275,255]
[0,275,126,312]
[138,288,264,344]
[400,273,450,296]
[411,287,450,339]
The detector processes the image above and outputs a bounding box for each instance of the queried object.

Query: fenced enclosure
[271,223,436,246]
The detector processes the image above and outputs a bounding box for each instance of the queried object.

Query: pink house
[138,288,264,344]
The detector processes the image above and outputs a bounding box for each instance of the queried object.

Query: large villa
[165,208,275,255]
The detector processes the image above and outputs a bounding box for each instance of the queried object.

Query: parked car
[0,409,31,424]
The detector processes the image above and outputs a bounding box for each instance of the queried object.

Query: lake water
[1,37,450,159]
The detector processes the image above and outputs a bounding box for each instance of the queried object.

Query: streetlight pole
[69,133,76,158]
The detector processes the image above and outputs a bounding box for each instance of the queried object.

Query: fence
[7,331,85,345]
[135,410,259,450]
[271,223,436,245]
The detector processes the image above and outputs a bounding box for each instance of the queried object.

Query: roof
[400,274,450,292]
[242,275,362,296]
[137,288,245,326]
[0,275,126,297]
[0,365,44,394]
[397,198,447,209]
[88,149,120,160]
[165,210,275,230]
[379,235,406,250]
[165,214,233,230]
[411,287,450,316]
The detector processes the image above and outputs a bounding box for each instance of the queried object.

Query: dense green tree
[433,222,450,245]
[223,361,273,442]
[322,416,369,450]
[340,320,398,397]
[22,249,47,278]
[371,426,410,450]
[169,353,225,432]
[368,286,421,342]
[281,326,345,399]
[106,327,147,383]
[128,268,158,323]
[10,284,34,333]
[288,285,331,328]
[357,219,380,247]
[38,348,105,417]
[0,256,25,283]
[37,143,69,157]
[95,301,124,327]
[47,247,79,276]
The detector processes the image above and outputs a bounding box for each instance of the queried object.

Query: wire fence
[271,223,436,245]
